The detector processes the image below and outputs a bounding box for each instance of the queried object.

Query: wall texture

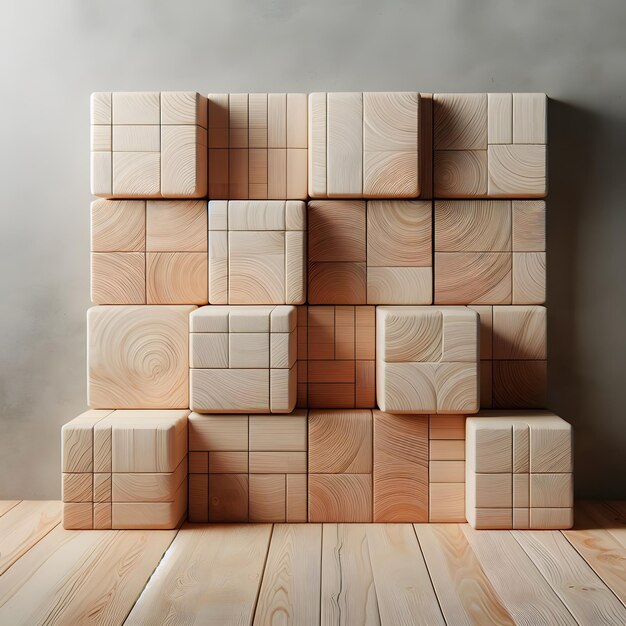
[1,0,625,499]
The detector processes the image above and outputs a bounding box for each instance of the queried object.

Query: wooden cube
[189,306,297,413]
[433,93,546,198]
[208,200,305,305]
[308,92,425,199]
[376,306,479,414]
[91,91,207,198]
[466,411,573,529]
[88,305,195,409]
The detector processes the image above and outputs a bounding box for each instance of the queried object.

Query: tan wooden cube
[308,92,429,199]
[189,305,297,413]
[207,93,307,199]
[433,93,546,198]
[376,306,479,414]
[466,411,573,529]
[208,200,305,305]
[91,91,207,198]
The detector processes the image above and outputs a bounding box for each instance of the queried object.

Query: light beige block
[378,307,442,363]
[270,366,297,413]
[493,305,547,360]
[209,451,248,473]
[189,333,229,369]
[112,461,187,502]
[434,150,488,197]
[513,93,547,144]
[434,93,487,150]
[429,482,465,523]
[488,144,547,197]
[229,93,248,148]
[467,473,512,508]
[429,460,465,483]
[530,473,573,508]
[90,252,145,305]
[188,413,248,451]
[436,362,479,414]
[286,474,307,522]
[286,231,306,305]
[249,412,307,451]
[62,410,113,473]
[377,362,437,414]
[249,474,286,523]
[512,200,546,252]
[91,92,111,125]
[161,125,207,197]
[268,148,287,198]
[513,473,529,507]
[93,502,112,530]
[487,93,512,144]
[146,252,208,305]
[367,267,432,305]
[308,92,327,198]
[62,473,92,503]
[91,124,111,151]
[270,330,297,369]
[190,369,269,413]
[228,332,269,368]
[249,452,307,473]
[268,93,287,148]
[513,252,546,304]
[91,151,112,197]
[286,148,308,199]
[113,152,160,198]
[429,439,466,461]
[91,199,146,252]
[208,230,228,304]
[93,473,112,503]
[530,507,573,530]
[63,502,92,530]
[286,93,308,148]
[161,91,207,126]
[146,199,207,252]
[467,507,512,529]
[466,418,512,473]
[112,92,160,124]
[513,507,530,529]
[113,125,160,151]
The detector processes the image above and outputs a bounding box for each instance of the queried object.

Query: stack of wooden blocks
[61,90,573,530]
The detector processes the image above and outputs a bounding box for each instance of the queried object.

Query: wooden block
[112,461,187,502]
[429,439,465,461]
[113,152,160,197]
[327,92,363,197]
[270,331,297,369]
[188,473,209,523]
[161,91,207,126]
[146,199,207,252]
[307,360,355,384]
[112,92,160,124]
[249,474,286,522]
[488,93,512,144]
[308,409,372,473]
[467,473,512,508]
[513,422,530,473]
[333,306,354,360]
[228,231,284,304]
[530,417,572,473]
[286,474,307,522]
[209,451,249,473]
[307,306,334,359]
[208,148,229,198]
[466,418,512,473]
[91,124,111,151]
[434,200,511,252]
[429,415,466,439]
[249,452,306,474]
[227,199,285,230]
[364,151,418,197]
[529,507,573,530]
[63,502,92,530]
[513,507,530,529]
[286,148,307,199]
[436,362,479,414]
[308,92,327,198]
[91,252,145,305]
[429,460,465,483]
[91,92,111,125]
[208,94,229,148]
[429,483,465,523]
[373,412,428,522]
[268,93,286,148]
[270,367,297,413]
[227,332,269,369]
[287,93,307,148]
[249,148,268,198]
[307,383,355,409]
[377,362,437,414]
[189,333,228,369]
[512,200,545,252]
[268,148,287,199]
[493,305,546,360]
[285,200,306,231]
[209,474,248,522]
[91,199,145,252]
[62,473,92,503]
[308,474,372,522]
[88,305,194,409]
[271,305,298,332]
[62,410,113,473]
[93,473,111,502]
[189,451,208,473]
[190,369,269,413]
[228,148,248,199]
[308,200,366,262]
[112,479,187,529]
[93,502,112,530]
[355,360,375,408]
[228,93,248,148]
[189,304,229,332]
[513,252,546,304]
[418,93,433,199]
[228,306,274,332]
[93,419,112,473]
[513,93,547,144]
[434,93,487,150]
[355,306,375,360]
[493,361,547,409]
[434,252,511,304]
[308,262,367,305]
[367,267,432,305]
[249,412,307,451]
[111,410,188,473]
[513,473,529,507]
[479,360,492,408]
[208,230,228,304]
[367,200,431,266]
[488,144,547,197]
[91,151,112,197]
[113,125,160,151]
[378,307,442,363]
[146,252,207,304]
[468,305,493,359]
[467,507,512,529]
[248,93,268,148]
[285,231,306,304]
[433,150,487,197]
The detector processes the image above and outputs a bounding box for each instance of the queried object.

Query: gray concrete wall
[1,0,625,498]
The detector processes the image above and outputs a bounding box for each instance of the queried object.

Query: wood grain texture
[418,93,434,199]
[209,474,249,522]
[308,92,327,198]
[91,151,112,196]
[512,200,546,252]
[430,415,466,439]
[113,151,160,197]
[415,523,516,625]
[112,91,160,124]
[493,305,547,360]
[366,524,445,625]
[188,413,248,452]
[286,474,308,522]
[208,230,228,304]
[309,409,372,473]
[161,91,207,126]
[434,150,488,197]
[530,473,573,508]
[435,200,511,252]
[436,362,479,413]
[62,410,113,473]
[287,93,307,148]
[308,262,367,305]
[286,148,308,199]
[308,200,366,262]
[367,266,432,305]
[113,125,160,151]
[309,474,372,522]
[488,92,513,144]
[249,474,287,522]
[90,252,145,305]
[286,230,306,304]
[373,412,428,522]
[88,305,194,409]
[513,93,547,144]
[513,252,546,304]
[146,251,207,304]
[363,151,418,197]
[91,199,145,252]
[380,307,443,362]
[126,524,271,626]
[488,144,547,197]
[90,91,111,125]
[435,252,512,304]
[190,368,269,413]
[146,199,207,252]
[434,93,487,150]
[377,362,437,414]
[0,502,20,518]
[430,482,466,522]
[321,524,380,625]
[249,413,307,451]
[62,473,92,503]
[493,361,547,409]
[363,92,418,152]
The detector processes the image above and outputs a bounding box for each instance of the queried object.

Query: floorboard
[0,502,20,519]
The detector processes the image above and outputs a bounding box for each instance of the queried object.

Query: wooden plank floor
[0,501,624,625]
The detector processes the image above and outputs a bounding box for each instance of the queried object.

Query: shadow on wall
[547,99,623,499]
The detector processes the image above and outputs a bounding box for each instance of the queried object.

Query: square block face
[146,200,207,252]
[207,93,307,199]
[146,252,208,305]
[376,306,479,414]
[189,305,297,414]
[297,306,375,409]
[429,482,465,523]
[88,306,194,409]
[493,306,547,360]
[308,200,432,305]
[308,92,421,199]
[308,474,372,522]
[91,200,145,252]
[91,91,207,199]
[433,93,546,199]
[208,201,305,305]
[209,474,248,522]
[249,474,286,522]
[91,252,146,305]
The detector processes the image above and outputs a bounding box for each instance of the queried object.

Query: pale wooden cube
[376,306,479,414]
